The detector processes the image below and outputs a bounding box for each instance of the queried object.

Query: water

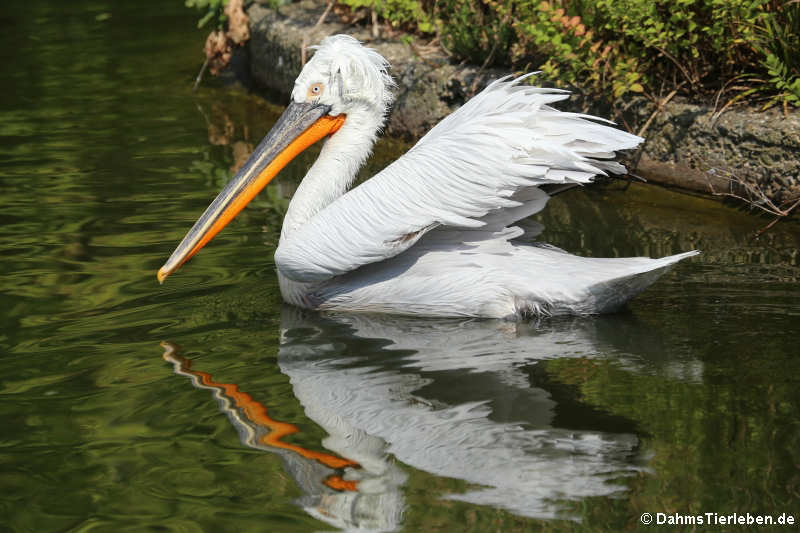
[2,1,799,531]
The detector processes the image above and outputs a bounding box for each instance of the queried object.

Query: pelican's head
[293,34,395,118]
[157,35,394,283]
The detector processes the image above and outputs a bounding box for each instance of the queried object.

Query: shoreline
[236,0,799,207]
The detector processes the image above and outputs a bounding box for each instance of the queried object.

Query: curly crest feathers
[300,35,395,114]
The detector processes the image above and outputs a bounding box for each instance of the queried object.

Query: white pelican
[158,35,697,319]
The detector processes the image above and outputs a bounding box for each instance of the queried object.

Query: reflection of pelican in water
[163,309,703,525]
[278,309,651,521]
[161,341,407,532]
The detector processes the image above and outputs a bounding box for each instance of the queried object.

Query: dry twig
[628,83,684,172]
[406,39,439,68]
[193,57,209,92]
[637,83,684,138]
[468,10,512,95]
[707,169,800,236]
[370,8,380,39]
[302,1,335,66]
[654,46,697,89]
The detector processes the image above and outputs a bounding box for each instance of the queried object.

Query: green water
[2,1,799,531]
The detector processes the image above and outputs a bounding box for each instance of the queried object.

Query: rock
[243,0,800,206]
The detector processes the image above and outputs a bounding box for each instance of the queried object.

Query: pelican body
[159,35,697,319]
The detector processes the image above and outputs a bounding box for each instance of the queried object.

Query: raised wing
[275,75,642,283]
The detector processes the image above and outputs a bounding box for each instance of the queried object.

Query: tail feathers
[576,250,699,314]
[515,250,699,317]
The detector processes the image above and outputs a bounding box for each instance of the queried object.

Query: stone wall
[245,0,800,205]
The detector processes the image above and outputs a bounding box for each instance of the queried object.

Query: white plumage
[274,36,697,318]
[159,35,697,318]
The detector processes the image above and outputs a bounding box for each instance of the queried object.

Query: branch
[301,1,334,67]
[707,169,799,236]
[636,83,683,138]
[192,57,209,92]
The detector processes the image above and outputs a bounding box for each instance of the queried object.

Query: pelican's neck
[281,106,383,240]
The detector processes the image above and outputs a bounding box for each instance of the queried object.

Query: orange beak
[157,102,345,283]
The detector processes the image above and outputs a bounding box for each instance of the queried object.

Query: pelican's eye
[308,82,324,99]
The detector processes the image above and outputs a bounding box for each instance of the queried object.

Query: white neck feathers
[280,106,384,240]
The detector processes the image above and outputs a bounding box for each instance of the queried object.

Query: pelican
[158,35,697,319]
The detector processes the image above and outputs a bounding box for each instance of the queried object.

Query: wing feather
[276,76,642,283]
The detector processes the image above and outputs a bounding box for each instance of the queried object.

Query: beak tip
[157,267,169,284]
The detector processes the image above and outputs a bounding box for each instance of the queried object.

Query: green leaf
[197,10,214,29]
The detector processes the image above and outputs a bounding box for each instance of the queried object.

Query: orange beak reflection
[158,102,345,283]
[160,341,360,491]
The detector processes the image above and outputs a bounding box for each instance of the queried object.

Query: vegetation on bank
[345,0,800,109]
[187,0,250,75]
[188,0,799,110]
